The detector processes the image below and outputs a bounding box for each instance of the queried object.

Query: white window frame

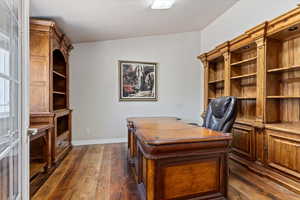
[20,0,30,199]
[0,48,10,119]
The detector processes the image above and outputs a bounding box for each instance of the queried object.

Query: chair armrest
[188,123,200,126]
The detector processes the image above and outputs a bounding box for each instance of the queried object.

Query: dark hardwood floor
[32,143,300,200]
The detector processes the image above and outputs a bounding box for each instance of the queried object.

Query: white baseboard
[72,137,127,146]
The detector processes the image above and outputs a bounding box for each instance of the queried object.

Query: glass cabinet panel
[0,0,21,199]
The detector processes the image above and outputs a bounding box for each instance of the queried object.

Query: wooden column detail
[255,37,266,124]
[223,51,231,96]
[199,54,209,110]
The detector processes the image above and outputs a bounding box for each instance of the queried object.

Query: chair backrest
[203,96,237,133]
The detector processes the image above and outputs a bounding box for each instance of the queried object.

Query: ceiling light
[151,0,175,10]
[288,26,298,32]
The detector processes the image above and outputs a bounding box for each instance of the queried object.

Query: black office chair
[202,96,237,133]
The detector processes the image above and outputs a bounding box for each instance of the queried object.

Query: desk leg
[43,130,52,170]
[146,159,156,200]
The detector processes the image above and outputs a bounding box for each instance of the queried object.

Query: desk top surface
[30,123,53,132]
[127,117,232,145]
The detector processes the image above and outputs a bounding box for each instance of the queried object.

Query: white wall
[70,31,202,142]
[70,0,300,143]
[201,0,300,52]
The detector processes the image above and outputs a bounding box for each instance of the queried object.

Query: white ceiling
[30,0,239,43]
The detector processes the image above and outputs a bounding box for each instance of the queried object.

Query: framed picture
[119,60,158,101]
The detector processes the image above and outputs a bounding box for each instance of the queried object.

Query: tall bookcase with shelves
[199,6,300,194]
[265,24,300,132]
[30,19,73,166]
[230,42,257,123]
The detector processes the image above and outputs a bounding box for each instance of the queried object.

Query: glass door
[0,0,22,199]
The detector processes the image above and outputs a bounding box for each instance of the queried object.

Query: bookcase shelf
[231,76,257,97]
[231,73,257,80]
[267,96,300,99]
[30,161,46,179]
[208,84,224,99]
[235,118,255,125]
[208,79,224,84]
[231,57,257,66]
[265,122,300,135]
[236,97,256,100]
[53,70,66,78]
[267,65,300,73]
[53,91,66,95]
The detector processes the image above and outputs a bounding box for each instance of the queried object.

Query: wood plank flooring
[32,143,300,200]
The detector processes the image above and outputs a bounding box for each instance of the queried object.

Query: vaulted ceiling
[30,0,239,43]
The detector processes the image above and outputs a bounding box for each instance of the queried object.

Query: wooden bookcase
[199,6,300,194]
[29,18,73,195]
[30,19,73,163]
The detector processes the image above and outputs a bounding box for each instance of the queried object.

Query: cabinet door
[266,129,300,179]
[231,123,255,160]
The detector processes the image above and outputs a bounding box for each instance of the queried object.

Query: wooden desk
[127,117,232,200]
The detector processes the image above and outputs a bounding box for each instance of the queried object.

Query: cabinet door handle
[27,128,38,136]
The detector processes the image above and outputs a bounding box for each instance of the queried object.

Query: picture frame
[119,60,158,101]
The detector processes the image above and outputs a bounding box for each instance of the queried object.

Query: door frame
[20,0,30,199]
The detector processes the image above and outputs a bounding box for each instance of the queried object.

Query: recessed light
[151,0,175,10]
[288,26,298,32]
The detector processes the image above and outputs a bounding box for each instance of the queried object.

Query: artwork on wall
[119,60,158,101]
